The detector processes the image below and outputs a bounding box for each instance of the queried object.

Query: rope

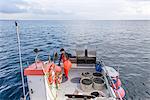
[39,61,58,100]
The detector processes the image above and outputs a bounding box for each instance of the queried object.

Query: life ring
[47,63,56,85]
[114,87,125,99]
[112,78,122,89]
[47,62,62,85]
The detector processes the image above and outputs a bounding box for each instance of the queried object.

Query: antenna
[15,21,26,99]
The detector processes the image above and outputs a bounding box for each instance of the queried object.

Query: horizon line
[0,19,150,21]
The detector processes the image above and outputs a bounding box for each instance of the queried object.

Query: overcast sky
[0,0,150,20]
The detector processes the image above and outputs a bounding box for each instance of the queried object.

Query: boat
[15,22,125,100]
[23,46,125,100]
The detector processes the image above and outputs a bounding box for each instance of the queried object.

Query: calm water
[0,20,150,100]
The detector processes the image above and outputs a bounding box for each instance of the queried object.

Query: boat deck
[57,64,114,100]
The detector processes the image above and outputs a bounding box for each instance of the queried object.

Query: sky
[0,0,150,20]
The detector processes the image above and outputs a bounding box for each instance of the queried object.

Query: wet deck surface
[57,64,111,100]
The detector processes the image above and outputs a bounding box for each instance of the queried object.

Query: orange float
[47,63,62,85]
[112,78,122,89]
[114,87,125,99]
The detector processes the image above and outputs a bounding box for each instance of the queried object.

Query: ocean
[0,20,150,100]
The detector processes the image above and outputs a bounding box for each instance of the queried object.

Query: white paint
[44,76,57,100]
[27,75,47,100]
[44,68,57,100]
[104,66,119,78]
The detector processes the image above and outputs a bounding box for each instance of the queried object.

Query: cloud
[0,0,28,13]
[0,0,74,15]
[128,0,150,1]
[0,4,26,14]
[0,0,150,20]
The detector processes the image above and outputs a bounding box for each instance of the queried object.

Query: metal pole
[15,21,26,99]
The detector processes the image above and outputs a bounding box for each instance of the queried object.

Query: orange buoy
[112,78,122,89]
[114,87,125,99]
[46,62,62,85]
[47,63,58,85]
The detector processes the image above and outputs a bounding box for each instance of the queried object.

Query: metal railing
[100,58,123,100]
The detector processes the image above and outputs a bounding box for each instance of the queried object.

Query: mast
[15,21,26,99]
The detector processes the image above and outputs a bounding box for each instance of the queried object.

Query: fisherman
[59,48,72,80]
